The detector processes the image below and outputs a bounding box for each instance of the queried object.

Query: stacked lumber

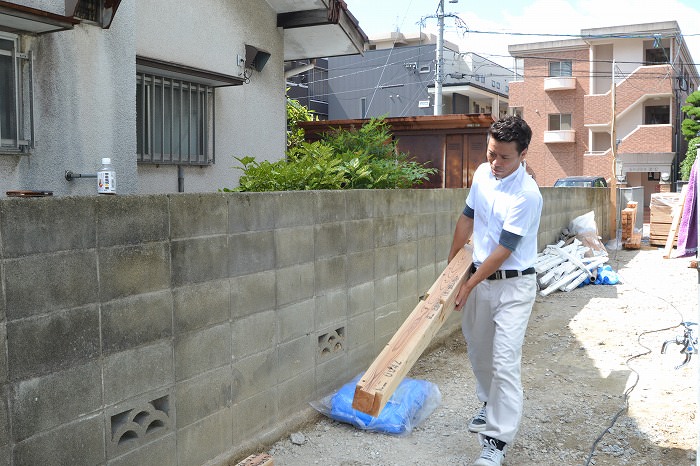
[535,238,608,296]
[621,201,641,249]
[663,184,689,259]
[650,192,682,247]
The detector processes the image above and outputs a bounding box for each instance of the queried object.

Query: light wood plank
[663,184,688,258]
[352,246,473,417]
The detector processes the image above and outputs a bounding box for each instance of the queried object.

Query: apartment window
[549,113,572,130]
[645,48,670,65]
[510,107,523,118]
[514,58,524,77]
[136,73,214,165]
[645,105,670,125]
[0,33,33,152]
[549,60,572,77]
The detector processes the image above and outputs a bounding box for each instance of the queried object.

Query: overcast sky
[345,0,700,72]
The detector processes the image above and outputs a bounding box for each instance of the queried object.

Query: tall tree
[681,90,700,141]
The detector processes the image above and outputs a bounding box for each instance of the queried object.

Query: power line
[464,29,686,40]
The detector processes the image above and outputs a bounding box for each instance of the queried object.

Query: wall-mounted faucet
[65,170,97,181]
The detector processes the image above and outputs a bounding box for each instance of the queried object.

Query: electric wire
[582,211,687,465]
[582,275,685,465]
[365,0,417,115]
[291,24,698,119]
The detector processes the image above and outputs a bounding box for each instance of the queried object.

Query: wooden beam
[663,184,688,259]
[352,246,472,417]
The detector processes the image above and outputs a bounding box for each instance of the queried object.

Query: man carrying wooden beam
[448,116,542,466]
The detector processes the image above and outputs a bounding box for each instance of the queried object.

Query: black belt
[470,264,536,280]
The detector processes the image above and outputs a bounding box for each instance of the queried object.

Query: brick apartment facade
[508,21,699,205]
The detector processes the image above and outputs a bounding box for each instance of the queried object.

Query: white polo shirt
[466,161,542,271]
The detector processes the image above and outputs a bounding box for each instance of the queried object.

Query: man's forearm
[449,213,473,262]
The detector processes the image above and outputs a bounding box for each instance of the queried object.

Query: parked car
[554,176,608,188]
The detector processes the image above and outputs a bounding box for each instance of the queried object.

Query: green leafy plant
[286,93,315,150]
[681,91,700,142]
[223,99,436,192]
[680,136,700,181]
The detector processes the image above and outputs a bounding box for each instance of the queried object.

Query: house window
[548,113,572,130]
[510,107,523,118]
[549,60,572,77]
[0,33,33,152]
[136,73,214,165]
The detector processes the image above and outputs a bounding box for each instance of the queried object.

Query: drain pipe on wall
[178,166,184,192]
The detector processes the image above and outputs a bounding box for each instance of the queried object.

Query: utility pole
[610,59,619,242]
[434,0,445,115]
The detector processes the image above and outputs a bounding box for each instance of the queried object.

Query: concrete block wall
[0,187,608,466]
[539,187,610,247]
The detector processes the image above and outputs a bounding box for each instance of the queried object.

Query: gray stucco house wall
[1,0,364,196]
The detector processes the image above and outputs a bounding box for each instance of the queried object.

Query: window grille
[0,33,33,153]
[136,73,214,165]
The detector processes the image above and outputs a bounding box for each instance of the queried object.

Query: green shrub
[224,104,436,192]
[680,136,700,181]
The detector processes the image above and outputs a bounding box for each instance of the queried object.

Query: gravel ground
[263,245,698,466]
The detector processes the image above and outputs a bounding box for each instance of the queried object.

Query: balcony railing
[544,130,575,143]
[544,76,576,91]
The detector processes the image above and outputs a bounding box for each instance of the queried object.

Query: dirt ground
[263,243,698,466]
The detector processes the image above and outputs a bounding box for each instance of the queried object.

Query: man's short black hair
[488,116,532,154]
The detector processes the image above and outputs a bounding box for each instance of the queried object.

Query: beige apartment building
[508,21,698,205]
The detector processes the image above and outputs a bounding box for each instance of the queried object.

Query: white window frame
[549,60,572,77]
[549,113,572,130]
[0,32,33,153]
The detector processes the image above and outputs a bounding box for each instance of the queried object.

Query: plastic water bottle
[97,158,116,195]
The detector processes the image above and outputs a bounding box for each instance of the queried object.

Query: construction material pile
[649,192,683,247]
[535,211,612,296]
[621,201,642,249]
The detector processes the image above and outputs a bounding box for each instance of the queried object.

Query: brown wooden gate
[445,134,487,188]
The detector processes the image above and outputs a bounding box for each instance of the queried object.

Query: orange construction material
[235,453,274,466]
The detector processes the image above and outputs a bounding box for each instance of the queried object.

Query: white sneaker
[472,437,505,466]
[468,403,487,433]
